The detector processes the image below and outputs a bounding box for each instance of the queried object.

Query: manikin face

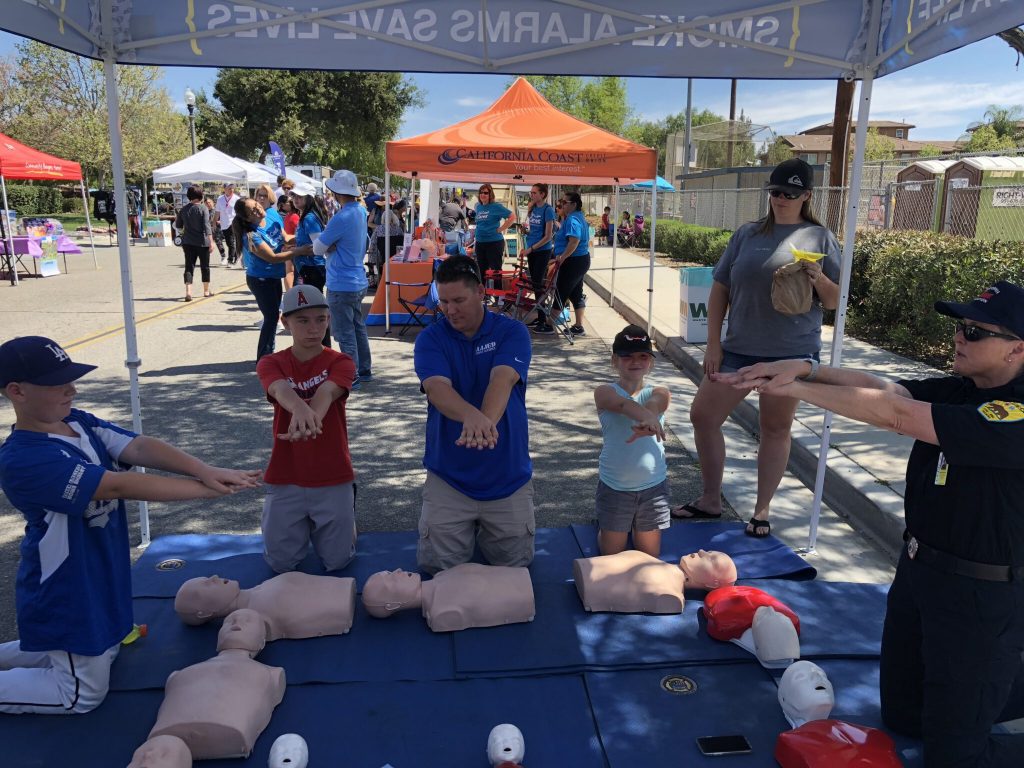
[268,733,309,768]
[779,660,834,727]
[751,605,800,666]
[127,735,192,768]
[678,550,737,589]
[216,608,267,654]
[487,723,525,766]
[362,569,422,618]
[174,575,241,624]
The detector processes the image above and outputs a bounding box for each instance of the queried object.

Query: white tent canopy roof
[153,146,256,186]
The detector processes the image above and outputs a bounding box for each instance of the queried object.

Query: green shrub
[61,195,83,214]
[0,184,68,216]
[847,230,1024,365]
[636,220,732,265]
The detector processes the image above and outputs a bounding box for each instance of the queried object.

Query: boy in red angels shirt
[256,285,358,572]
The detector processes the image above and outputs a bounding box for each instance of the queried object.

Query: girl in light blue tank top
[593,325,672,557]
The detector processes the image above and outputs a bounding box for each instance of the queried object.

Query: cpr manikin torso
[362,564,535,632]
[126,734,192,768]
[774,720,903,768]
[778,660,834,728]
[174,572,355,638]
[735,605,801,668]
[573,549,737,614]
[148,609,286,760]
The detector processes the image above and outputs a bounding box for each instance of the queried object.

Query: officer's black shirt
[899,374,1024,566]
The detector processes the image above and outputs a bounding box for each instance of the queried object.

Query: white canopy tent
[153,146,265,187]
[4,1,1021,546]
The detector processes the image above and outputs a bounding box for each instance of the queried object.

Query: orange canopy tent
[0,132,98,284]
[386,78,656,185]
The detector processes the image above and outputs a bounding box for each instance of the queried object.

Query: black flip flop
[671,502,722,520]
[745,517,771,538]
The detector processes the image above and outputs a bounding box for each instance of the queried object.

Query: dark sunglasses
[955,321,1021,342]
[769,189,803,200]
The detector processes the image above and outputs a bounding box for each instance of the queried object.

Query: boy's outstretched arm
[117,435,262,492]
[92,469,233,502]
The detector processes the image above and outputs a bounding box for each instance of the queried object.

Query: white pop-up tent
[152,146,266,187]
[4,1,1021,546]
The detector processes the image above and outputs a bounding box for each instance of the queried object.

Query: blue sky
[1,31,1021,143]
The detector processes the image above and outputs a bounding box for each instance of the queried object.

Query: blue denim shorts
[719,350,819,374]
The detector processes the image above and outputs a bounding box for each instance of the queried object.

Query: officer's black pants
[880,551,1024,767]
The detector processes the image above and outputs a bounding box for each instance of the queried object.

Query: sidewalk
[584,244,938,562]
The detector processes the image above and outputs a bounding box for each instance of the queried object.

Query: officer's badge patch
[978,400,1024,423]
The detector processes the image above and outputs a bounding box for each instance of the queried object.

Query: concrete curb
[585,271,905,561]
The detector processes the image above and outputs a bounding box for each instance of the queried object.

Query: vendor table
[366,260,436,326]
[0,234,83,278]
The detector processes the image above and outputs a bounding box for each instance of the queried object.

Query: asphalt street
[0,240,708,641]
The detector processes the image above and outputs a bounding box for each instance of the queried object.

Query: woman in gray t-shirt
[675,159,840,538]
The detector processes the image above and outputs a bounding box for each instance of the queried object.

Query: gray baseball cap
[281,285,329,316]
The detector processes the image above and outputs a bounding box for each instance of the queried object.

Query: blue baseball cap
[0,336,96,387]
[934,280,1024,340]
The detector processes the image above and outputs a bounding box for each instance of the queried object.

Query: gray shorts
[417,471,535,574]
[262,482,357,572]
[595,478,671,533]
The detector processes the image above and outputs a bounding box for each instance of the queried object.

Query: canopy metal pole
[610,184,619,303]
[807,73,875,552]
[1,174,18,286]
[102,24,149,545]
[384,173,391,335]
[647,161,658,335]
[79,179,99,270]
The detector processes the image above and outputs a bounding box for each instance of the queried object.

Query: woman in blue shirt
[520,183,556,329]
[473,183,516,301]
[232,197,289,360]
[281,191,330,346]
[534,191,590,337]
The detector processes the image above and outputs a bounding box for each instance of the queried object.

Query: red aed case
[702,585,801,641]
[775,720,902,767]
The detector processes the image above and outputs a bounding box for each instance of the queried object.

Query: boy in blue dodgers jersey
[0,337,261,714]
[413,255,534,574]
[594,325,671,557]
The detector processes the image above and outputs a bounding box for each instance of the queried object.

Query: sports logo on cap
[45,343,70,363]
[788,175,804,187]
[296,290,309,307]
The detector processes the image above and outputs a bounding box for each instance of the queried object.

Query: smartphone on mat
[696,734,753,756]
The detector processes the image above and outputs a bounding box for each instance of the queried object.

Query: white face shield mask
[778,660,835,728]
[487,723,525,766]
[268,733,309,768]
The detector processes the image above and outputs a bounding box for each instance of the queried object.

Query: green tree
[759,136,794,166]
[915,143,946,158]
[624,108,755,174]
[3,41,190,185]
[982,104,1024,142]
[964,124,1017,153]
[197,69,421,179]
[859,128,897,161]
[511,75,631,135]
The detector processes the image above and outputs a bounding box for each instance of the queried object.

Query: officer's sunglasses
[769,189,803,200]
[954,321,1021,342]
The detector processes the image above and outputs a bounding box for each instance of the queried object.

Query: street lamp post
[184,88,197,155]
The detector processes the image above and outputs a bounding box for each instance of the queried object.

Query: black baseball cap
[767,158,814,193]
[612,325,654,355]
[0,336,96,387]
[934,280,1024,339]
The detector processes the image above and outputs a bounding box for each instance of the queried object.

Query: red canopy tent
[0,132,98,285]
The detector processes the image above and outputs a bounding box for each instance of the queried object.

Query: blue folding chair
[395,278,439,337]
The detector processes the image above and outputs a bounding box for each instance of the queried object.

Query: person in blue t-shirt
[0,336,261,715]
[314,170,372,388]
[519,183,556,329]
[472,183,516,302]
[412,256,534,574]
[534,191,590,337]
[234,197,290,361]
[255,184,290,288]
[280,190,330,347]
[593,325,671,557]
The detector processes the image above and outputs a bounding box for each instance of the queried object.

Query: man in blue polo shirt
[413,256,534,573]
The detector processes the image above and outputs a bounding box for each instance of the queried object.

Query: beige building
[781,120,961,164]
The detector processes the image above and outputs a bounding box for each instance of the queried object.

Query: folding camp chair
[395,279,439,337]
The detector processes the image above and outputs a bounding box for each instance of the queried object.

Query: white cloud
[455,97,490,107]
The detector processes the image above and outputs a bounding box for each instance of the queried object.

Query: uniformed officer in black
[713,280,1024,767]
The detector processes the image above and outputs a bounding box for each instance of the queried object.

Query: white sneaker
[220,256,227,266]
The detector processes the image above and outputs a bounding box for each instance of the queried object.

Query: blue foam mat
[767,659,923,766]
[132,527,583,597]
[110,597,455,691]
[454,582,750,675]
[734,579,888,658]
[2,677,607,768]
[586,664,789,767]
[571,521,817,580]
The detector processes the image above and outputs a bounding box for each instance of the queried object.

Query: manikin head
[678,550,737,589]
[268,733,309,768]
[779,661,834,728]
[174,576,242,626]
[127,734,192,768]
[487,724,525,766]
[751,605,800,668]
[215,609,269,655]
[361,569,423,618]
